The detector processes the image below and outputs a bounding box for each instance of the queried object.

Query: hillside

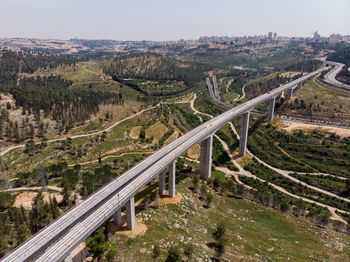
[103,173,350,261]
[103,53,207,87]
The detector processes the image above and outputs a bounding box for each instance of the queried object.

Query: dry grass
[233,152,253,168]
[188,144,200,159]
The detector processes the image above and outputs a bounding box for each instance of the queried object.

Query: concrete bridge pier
[64,254,72,262]
[239,111,250,156]
[199,135,213,180]
[267,97,276,122]
[286,88,293,100]
[168,160,176,198]
[126,197,135,230]
[159,170,166,194]
[113,209,123,226]
[296,82,303,90]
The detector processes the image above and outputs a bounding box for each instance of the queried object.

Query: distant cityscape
[0,31,349,55]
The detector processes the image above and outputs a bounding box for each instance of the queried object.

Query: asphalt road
[324,61,350,90]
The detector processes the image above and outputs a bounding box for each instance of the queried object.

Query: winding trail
[232,83,247,102]
[0,105,157,157]
[225,79,234,93]
[4,92,348,221]
[67,151,154,167]
[0,185,62,193]
[228,122,350,203]
[0,95,194,158]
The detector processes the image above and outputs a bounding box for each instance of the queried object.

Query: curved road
[324,61,350,90]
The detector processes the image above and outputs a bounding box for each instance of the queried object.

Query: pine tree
[152,244,160,261]
[165,246,181,262]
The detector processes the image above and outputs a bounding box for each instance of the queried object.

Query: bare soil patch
[188,144,200,159]
[130,126,141,139]
[281,121,350,138]
[13,192,63,210]
[145,122,168,144]
[111,219,148,239]
[160,193,182,205]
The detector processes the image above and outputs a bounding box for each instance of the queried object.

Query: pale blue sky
[0,0,349,40]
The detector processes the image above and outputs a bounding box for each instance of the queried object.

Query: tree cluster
[0,192,61,257]
[284,60,323,72]
[103,53,207,94]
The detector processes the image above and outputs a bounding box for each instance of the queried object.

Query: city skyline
[0,0,349,41]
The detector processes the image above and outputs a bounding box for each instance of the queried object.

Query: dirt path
[225,78,234,93]
[0,185,62,193]
[281,120,350,138]
[1,96,193,157]
[189,94,213,120]
[233,83,247,102]
[228,121,350,200]
[68,151,154,167]
[220,125,349,223]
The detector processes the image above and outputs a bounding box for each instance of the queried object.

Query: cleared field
[129,126,141,139]
[281,120,350,138]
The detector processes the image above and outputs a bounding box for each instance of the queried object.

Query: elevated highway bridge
[1,67,326,262]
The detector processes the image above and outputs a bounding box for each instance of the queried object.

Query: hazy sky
[1,0,349,40]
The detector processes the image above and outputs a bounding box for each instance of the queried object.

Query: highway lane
[2,67,326,262]
[324,61,350,90]
[207,76,234,108]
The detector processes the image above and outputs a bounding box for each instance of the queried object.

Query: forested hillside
[103,53,207,87]
[327,45,350,66]
[244,73,301,99]
[0,50,124,139]
[284,60,323,72]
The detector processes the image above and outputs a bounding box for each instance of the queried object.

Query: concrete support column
[113,209,123,226]
[159,170,166,194]
[267,97,276,122]
[64,255,72,262]
[168,161,176,198]
[75,193,80,206]
[126,197,135,230]
[286,88,293,100]
[200,135,213,180]
[239,111,250,156]
[297,82,302,90]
